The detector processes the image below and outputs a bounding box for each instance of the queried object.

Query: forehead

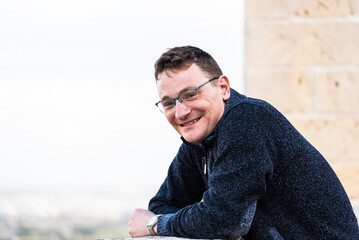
[156,64,208,99]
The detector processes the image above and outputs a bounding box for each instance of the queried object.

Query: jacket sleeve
[154,106,275,239]
[148,143,206,214]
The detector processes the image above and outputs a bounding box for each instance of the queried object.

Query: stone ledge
[99,201,359,240]
[98,237,218,240]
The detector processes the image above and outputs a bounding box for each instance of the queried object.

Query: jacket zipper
[180,136,208,176]
[203,156,207,175]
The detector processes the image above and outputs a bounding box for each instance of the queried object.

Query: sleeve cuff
[157,213,174,236]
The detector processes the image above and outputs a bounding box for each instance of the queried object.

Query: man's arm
[149,143,207,214]
[128,143,206,237]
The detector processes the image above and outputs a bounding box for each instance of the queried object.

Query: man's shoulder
[227,89,277,113]
[225,93,280,124]
[216,91,290,143]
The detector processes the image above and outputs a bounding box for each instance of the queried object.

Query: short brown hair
[154,46,223,80]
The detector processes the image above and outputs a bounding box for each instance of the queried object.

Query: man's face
[156,64,230,144]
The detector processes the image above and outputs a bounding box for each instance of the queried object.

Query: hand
[128,208,156,238]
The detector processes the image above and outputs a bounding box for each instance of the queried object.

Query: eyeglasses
[155,76,219,113]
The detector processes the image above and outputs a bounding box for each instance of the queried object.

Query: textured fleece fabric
[148,89,359,240]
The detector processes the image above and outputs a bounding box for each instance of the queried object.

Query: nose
[174,101,191,120]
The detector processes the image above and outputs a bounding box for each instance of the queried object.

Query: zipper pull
[203,157,207,175]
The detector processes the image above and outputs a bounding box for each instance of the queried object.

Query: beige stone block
[355,24,359,66]
[245,68,315,113]
[246,0,358,19]
[245,23,295,66]
[246,0,292,19]
[317,71,359,113]
[292,0,358,17]
[295,23,357,65]
[333,165,359,199]
[288,117,359,164]
[245,22,358,66]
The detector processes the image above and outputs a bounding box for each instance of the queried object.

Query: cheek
[165,112,175,124]
[204,99,223,121]
[195,99,212,111]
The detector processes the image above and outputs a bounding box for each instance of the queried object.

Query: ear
[217,75,230,101]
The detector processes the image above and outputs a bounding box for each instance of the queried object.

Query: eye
[181,90,198,101]
[162,100,174,108]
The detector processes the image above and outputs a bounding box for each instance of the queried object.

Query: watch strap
[147,214,163,236]
[148,225,157,236]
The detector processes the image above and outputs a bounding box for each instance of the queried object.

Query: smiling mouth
[180,117,201,127]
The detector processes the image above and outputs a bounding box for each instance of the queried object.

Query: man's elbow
[215,221,251,239]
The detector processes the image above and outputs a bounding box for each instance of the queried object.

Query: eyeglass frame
[155,76,220,113]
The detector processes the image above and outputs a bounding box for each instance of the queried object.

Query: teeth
[183,118,199,126]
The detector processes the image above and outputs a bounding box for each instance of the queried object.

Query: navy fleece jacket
[149,89,359,239]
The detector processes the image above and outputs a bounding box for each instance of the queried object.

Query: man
[128,46,359,239]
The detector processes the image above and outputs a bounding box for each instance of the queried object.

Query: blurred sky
[0,0,244,195]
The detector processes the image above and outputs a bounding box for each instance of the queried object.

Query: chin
[181,134,203,144]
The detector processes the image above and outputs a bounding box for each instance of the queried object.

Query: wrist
[154,224,158,234]
[146,214,163,236]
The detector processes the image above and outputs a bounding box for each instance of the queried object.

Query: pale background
[0,0,244,193]
[0,1,244,236]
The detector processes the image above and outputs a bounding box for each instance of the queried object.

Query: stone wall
[244,0,359,199]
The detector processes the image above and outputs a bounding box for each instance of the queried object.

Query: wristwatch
[146,214,163,236]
